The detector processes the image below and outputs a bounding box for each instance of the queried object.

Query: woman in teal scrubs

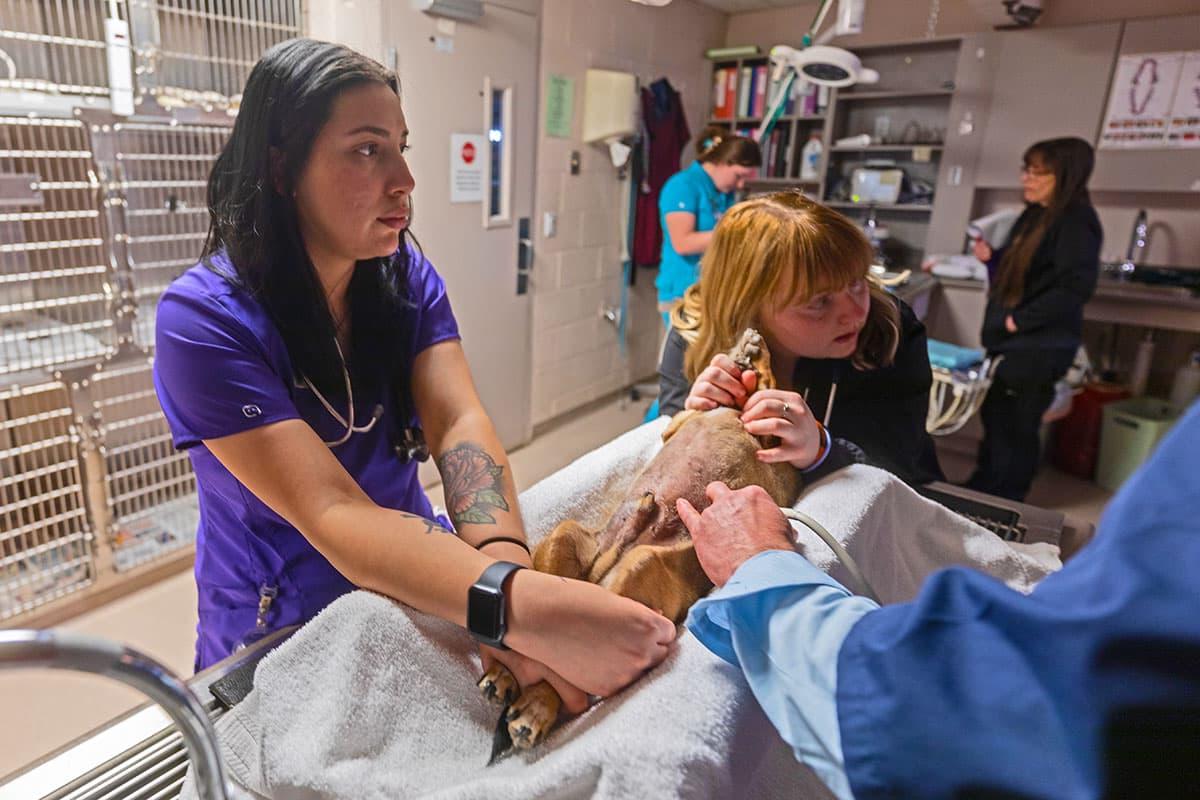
[657,126,761,326]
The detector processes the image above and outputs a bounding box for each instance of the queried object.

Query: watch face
[467,585,504,640]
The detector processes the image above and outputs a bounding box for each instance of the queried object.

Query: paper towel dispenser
[582,69,637,144]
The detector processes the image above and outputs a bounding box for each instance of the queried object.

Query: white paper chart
[1099,51,1185,150]
[1166,52,1200,149]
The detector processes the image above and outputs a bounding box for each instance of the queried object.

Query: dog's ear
[662,409,701,443]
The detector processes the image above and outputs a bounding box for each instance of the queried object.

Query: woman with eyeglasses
[152,39,674,705]
[966,137,1102,501]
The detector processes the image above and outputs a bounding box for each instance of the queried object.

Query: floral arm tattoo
[437,441,511,527]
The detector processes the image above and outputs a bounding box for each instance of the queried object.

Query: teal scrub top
[655,161,734,305]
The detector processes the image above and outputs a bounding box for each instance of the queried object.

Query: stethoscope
[298,337,430,462]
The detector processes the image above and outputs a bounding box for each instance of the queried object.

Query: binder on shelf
[752,65,768,118]
[713,69,729,119]
[739,66,753,118]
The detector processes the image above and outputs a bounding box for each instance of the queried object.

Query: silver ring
[781,402,790,415]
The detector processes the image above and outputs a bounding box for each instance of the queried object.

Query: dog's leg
[605,538,711,625]
[532,519,599,579]
[505,680,564,750]
[479,663,520,708]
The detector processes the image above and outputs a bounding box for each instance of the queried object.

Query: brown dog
[479,329,803,750]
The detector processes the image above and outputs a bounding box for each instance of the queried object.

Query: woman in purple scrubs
[153,39,673,711]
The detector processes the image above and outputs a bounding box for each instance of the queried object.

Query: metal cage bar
[0,114,116,376]
[140,0,303,110]
[111,120,229,348]
[0,0,130,98]
[0,380,94,620]
[89,357,196,572]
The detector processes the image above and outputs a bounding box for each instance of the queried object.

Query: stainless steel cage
[0,380,94,621]
[89,357,197,571]
[0,0,130,99]
[0,114,116,376]
[112,120,228,348]
[0,0,297,624]
[138,0,304,109]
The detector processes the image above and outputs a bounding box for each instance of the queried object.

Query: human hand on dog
[479,643,590,714]
[505,571,677,699]
[676,482,795,588]
[686,353,758,411]
[739,390,824,471]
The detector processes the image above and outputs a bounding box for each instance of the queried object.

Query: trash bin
[1052,382,1130,480]
[1095,398,1180,492]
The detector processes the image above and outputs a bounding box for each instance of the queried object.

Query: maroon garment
[634,78,691,268]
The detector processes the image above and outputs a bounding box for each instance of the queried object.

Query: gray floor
[0,395,1113,780]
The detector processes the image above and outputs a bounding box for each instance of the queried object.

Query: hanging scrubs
[689,400,1200,800]
[655,160,734,308]
[154,246,459,670]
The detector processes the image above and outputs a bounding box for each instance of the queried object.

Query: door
[383,1,540,451]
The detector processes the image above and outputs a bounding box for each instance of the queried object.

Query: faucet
[0,629,228,800]
[1120,209,1149,278]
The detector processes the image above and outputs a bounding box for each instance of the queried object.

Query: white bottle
[800,133,823,181]
[1169,351,1200,410]
[1129,331,1155,396]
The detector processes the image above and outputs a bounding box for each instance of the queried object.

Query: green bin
[1095,398,1180,492]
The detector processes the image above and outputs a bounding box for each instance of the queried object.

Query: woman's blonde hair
[672,191,900,381]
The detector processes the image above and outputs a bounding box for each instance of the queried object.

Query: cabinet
[972,22,1123,188]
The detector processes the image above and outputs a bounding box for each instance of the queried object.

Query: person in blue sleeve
[152,38,674,705]
[656,125,761,328]
[679,400,1200,800]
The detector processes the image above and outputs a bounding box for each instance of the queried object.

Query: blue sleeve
[659,171,699,219]
[407,248,461,355]
[153,284,300,450]
[687,550,879,800]
[835,403,1200,800]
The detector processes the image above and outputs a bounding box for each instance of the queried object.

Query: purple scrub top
[153,247,459,670]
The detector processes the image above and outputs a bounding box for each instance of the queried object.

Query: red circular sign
[461,142,476,164]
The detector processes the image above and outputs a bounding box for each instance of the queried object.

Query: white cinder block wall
[531,0,726,425]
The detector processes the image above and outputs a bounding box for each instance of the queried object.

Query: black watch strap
[467,561,524,650]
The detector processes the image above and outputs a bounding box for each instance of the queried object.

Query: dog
[478,328,804,752]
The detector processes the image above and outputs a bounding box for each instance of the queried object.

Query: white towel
[185,417,1059,798]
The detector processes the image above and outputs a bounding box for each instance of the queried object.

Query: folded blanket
[186,417,1059,799]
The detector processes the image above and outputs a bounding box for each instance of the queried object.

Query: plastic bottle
[800,133,823,181]
[1129,330,1154,396]
[1169,351,1200,410]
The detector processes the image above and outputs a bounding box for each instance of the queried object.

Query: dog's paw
[728,328,764,371]
[505,681,563,749]
[478,663,519,708]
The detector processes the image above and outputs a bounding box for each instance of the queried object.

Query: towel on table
[185,417,1059,799]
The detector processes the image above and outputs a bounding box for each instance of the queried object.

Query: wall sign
[450,133,485,203]
[1100,51,1200,150]
[544,74,574,139]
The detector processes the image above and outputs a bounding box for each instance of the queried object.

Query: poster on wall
[450,133,485,203]
[1166,52,1200,149]
[1099,52,1184,149]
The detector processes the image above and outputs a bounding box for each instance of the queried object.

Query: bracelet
[475,535,532,555]
[800,422,831,474]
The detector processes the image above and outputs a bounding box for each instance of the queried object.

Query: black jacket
[658,297,943,485]
[982,202,1101,353]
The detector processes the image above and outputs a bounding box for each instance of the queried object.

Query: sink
[1100,263,1200,293]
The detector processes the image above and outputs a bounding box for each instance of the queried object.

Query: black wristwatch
[467,561,524,650]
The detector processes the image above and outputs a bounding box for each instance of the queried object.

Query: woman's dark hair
[203,37,412,403]
[695,124,762,167]
[992,136,1094,307]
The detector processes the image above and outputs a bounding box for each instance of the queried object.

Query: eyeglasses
[1020,165,1053,178]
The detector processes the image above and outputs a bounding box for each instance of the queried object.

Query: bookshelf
[706,39,966,268]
